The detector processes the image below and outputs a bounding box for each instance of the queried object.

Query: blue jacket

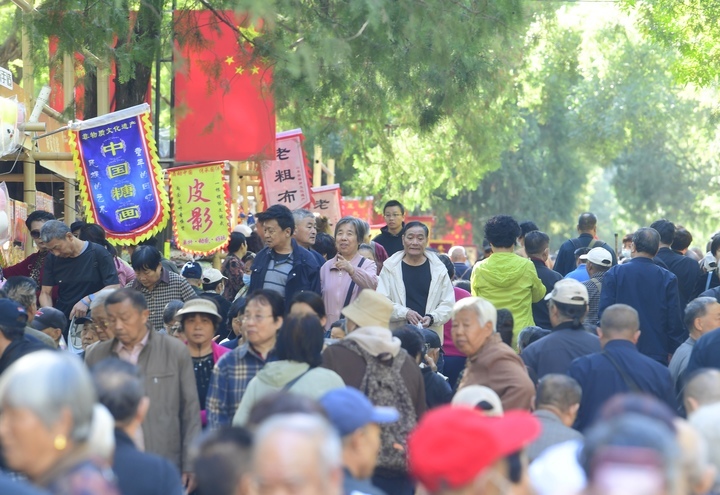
[112,428,184,495]
[249,239,321,313]
[683,328,720,379]
[553,233,618,276]
[568,340,677,432]
[655,247,702,310]
[598,257,686,364]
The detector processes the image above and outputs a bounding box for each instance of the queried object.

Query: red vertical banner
[311,184,342,231]
[174,10,275,162]
[259,129,312,210]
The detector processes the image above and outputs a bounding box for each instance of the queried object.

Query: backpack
[338,340,417,473]
[570,237,602,252]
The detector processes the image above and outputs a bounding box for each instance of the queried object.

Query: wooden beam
[97,65,110,116]
[63,52,74,111]
[313,145,322,188]
[327,158,335,185]
[23,160,35,256]
[63,179,76,226]
[0,174,69,182]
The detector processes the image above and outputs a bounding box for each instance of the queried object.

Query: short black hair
[711,233,720,257]
[193,426,253,495]
[549,299,587,328]
[393,325,425,360]
[484,215,520,249]
[274,314,325,367]
[162,300,184,325]
[137,236,158,248]
[383,200,405,215]
[577,213,597,232]
[25,210,55,230]
[227,297,247,328]
[227,232,247,254]
[519,221,539,238]
[437,253,454,279]
[290,291,326,319]
[203,280,223,292]
[518,326,550,352]
[246,231,264,254]
[649,219,675,245]
[79,223,117,257]
[524,231,550,257]
[257,204,295,235]
[402,221,429,238]
[574,247,591,260]
[671,226,693,252]
[91,358,144,424]
[106,288,148,312]
[632,227,660,256]
[70,220,86,233]
[131,245,162,271]
[313,232,337,259]
[247,289,284,320]
[496,308,514,346]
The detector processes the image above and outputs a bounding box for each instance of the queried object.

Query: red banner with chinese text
[311,184,342,232]
[167,162,231,255]
[259,129,312,210]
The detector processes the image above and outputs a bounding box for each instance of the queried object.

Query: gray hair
[334,216,367,242]
[253,413,342,475]
[684,369,720,411]
[684,297,718,332]
[536,374,582,411]
[689,402,720,486]
[0,351,96,443]
[580,414,681,494]
[3,276,38,312]
[90,288,118,312]
[452,297,497,332]
[87,404,115,462]
[40,220,71,243]
[292,209,315,223]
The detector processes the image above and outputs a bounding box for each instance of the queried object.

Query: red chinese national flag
[174,10,275,162]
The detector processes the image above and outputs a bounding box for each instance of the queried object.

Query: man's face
[40,326,62,344]
[696,302,720,334]
[252,431,341,495]
[45,233,76,258]
[383,206,404,231]
[356,423,382,479]
[294,216,317,248]
[91,304,114,341]
[29,220,49,252]
[402,226,428,257]
[106,299,149,347]
[263,220,291,250]
[134,265,162,290]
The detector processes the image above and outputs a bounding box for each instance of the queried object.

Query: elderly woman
[320,216,378,330]
[452,297,535,411]
[232,314,345,426]
[176,298,230,427]
[0,351,119,494]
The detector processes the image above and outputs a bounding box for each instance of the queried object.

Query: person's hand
[420,316,432,328]
[182,472,196,494]
[424,354,438,373]
[70,300,88,319]
[406,310,422,325]
[334,255,355,275]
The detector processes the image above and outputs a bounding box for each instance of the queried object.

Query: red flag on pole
[173,10,275,162]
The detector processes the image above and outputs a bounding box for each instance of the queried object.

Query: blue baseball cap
[181,261,202,279]
[0,299,29,330]
[319,387,399,437]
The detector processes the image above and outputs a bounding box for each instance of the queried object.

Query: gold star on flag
[235,66,244,75]
[239,25,261,42]
[251,66,260,75]
[225,56,235,65]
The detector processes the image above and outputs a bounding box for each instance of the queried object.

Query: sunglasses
[30,230,41,239]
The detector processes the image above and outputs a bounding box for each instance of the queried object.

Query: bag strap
[706,272,713,292]
[343,257,366,307]
[602,351,640,392]
[282,369,311,391]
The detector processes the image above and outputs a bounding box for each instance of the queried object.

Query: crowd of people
[0,202,719,495]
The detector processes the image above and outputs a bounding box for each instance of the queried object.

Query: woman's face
[0,406,66,480]
[451,308,494,356]
[29,220,48,252]
[335,223,359,257]
[134,266,163,290]
[183,313,216,347]
[243,299,282,349]
[231,312,245,338]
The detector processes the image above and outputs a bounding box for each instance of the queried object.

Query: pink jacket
[320,253,378,329]
[443,287,471,357]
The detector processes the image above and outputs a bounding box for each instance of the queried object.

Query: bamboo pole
[327,158,335,185]
[23,160,35,256]
[229,162,239,228]
[63,179,75,226]
[313,145,322,188]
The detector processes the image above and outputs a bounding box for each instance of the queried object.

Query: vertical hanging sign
[259,129,312,211]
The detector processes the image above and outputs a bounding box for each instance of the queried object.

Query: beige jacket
[85,329,201,472]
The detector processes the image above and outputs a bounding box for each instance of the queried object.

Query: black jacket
[372,225,405,257]
[421,366,453,409]
[553,233,617,276]
[248,239,322,313]
[655,247,702,309]
[202,291,232,337]
[113,428,183,495]
[529,258,563,329]
[0,333,51,375]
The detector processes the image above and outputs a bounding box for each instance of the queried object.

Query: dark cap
[31,307,67,331]
[181,261,202,279]
[421,328,441,349]
[0,299,29,330]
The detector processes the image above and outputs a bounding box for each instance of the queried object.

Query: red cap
[408,406,541,492]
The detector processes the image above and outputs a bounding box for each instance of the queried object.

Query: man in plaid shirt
[205,289,283,428]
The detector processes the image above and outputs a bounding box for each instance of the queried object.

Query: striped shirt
[262,251,294,297]
[206,342,275,428]
[127,269,197,332]
[583,270,606,327]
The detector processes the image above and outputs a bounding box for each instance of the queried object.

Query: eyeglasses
[30,230,41,239]
[243,314,274,323]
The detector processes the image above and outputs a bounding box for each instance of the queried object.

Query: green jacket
[470,252,546,339]
[232,360,345,426]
